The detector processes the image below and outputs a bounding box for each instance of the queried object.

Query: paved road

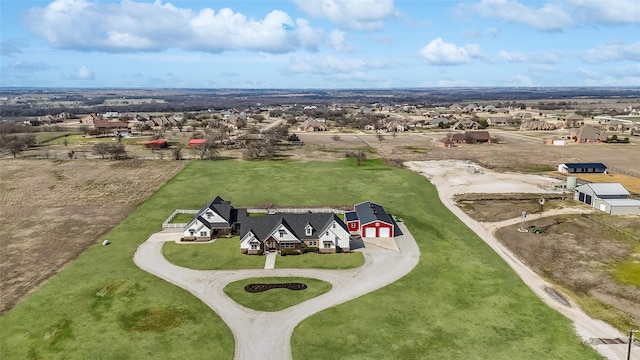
[133,224,419,360]
[407,161,639,360]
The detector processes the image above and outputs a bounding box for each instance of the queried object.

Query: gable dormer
[304,223,314,236]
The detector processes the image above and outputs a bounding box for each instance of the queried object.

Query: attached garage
[379,227,391,237]
[364,227,377,237]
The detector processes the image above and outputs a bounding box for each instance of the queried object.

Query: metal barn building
[558,163,607,174]
[574,183,640,215]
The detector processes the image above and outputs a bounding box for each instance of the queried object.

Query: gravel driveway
[405,160,639,360]
[133,223,419,360]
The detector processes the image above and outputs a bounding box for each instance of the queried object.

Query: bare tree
[92,142,110,159]
[6,139,25,158]
[171,144,184,160]
[376,131,385,142]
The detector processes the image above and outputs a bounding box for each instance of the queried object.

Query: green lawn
[224,277,332,312]
[163,237,265,270]
[275,252,364,269]
[0,158,600,359]
[168,212,196,223]
[612,244,640,286]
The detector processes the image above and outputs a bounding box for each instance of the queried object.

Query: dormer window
[206,212,212,219]
[305,225,313,236]
[279,229,285,237]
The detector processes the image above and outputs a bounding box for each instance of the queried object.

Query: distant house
[344,201,401,238]
[546,137,566,146]
[451,130,492,144]
[572,125,605,143]
[487,116,510,126]
[385,119,406,132]
[574,183,640,215]
[438,137,455,148]
[298,119,328,132]
[93,119,129,136]
[558,163,607,174]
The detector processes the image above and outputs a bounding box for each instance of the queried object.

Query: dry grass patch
[495,214,640,331]
[0,159,186,314]
[454,193,575,222]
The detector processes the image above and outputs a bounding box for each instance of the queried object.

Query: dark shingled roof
[345,211,358,221]
[354,201,394,226]
[239,213,347,242]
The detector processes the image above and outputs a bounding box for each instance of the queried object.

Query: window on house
[200,231,207,237]
[306,227,312,236]
[323,242,332,249]
[310,241,317,246]
[189,229,195,236]
[326,231,329,235]
[206,212,211,219]
[279,230,285,237]
[332,223,335,228]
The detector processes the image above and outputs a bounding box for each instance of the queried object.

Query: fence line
[162,208,345,229]
[162,209,199,229]
[607,165,640,179]
[583,214,640,242]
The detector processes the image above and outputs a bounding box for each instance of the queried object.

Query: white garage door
[364,227,376,237]
[379,227,391,237]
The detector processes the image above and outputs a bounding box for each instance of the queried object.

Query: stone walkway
[264,251,276,269]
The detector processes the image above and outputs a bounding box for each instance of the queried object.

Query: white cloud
[419,38,481,65]
[293,0,396,30]
[499,51,527,62]
[2,61,53,73]
[63,65,95,80]
[286,55,390,75]
[468,0,640,30]
[584,42,640,63]
[568,0,640,25]
[25,0,323,53]
[471,0,573,31]
[327,30,354,52]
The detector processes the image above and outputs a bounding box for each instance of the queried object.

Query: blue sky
[1,0,639,88]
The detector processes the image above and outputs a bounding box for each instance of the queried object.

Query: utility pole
[629,329,638,360]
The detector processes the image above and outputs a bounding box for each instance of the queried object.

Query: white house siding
[183,220,210,238]
[203,209,226,224]
[318,220,351,251]
[268,225,299,243]
[240,232,262,254]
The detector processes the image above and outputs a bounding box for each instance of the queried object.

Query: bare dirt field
[495,215,640,330]
[0,159,186,314]
[292,130,640,176]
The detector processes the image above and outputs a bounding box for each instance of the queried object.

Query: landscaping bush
[302,247,319,254]
[336,246,343,253]
[241,249,248,254]
[281,249,300,256]
[257,249,264,256]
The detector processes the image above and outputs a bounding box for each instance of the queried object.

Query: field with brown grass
[0,159,186,314]
[495,214,640,331]
[572,173,640,193]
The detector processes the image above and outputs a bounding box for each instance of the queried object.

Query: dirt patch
[454,193,576,222]
[571,173,640,194]
[494,214,640,329]
[244,283,308,293]
[0,159,185,314]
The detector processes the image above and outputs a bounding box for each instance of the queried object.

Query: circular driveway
[133,223,419,360]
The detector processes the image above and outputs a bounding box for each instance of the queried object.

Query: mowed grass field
[0,159,600,359]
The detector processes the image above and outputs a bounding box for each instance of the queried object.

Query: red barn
[349,201,398,238]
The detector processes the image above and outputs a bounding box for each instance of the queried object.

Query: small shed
[558,163,607,174]
[598,199,640,215]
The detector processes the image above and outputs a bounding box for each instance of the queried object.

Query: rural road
[133,223,419,360]
[405,160,639,360]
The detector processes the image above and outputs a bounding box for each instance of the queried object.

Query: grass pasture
[224,277,332,312]
[0,159,600,359]
[275,252,364,269]
[163,238,265,270]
